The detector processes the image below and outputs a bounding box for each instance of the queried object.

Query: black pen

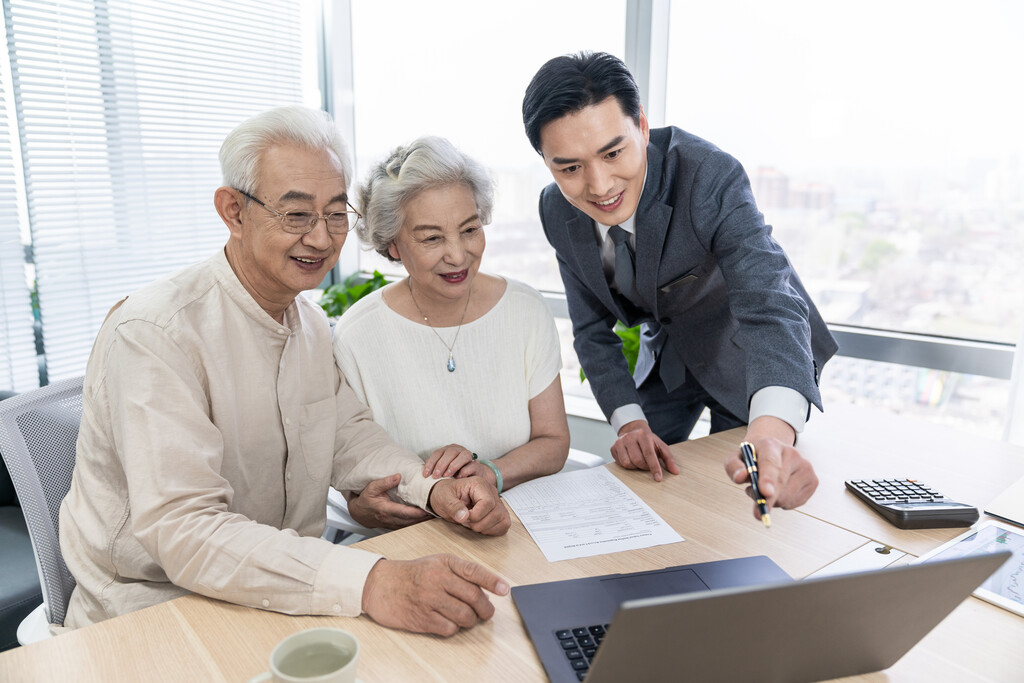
[739,442,771,528]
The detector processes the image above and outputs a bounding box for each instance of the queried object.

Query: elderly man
[58,106,510,637]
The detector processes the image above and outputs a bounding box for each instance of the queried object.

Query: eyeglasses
[236,189,362,235]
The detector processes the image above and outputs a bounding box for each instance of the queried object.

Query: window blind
[0,8,38,392]
[3,0,318,381]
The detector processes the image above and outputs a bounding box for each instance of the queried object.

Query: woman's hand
[423,443,476,479]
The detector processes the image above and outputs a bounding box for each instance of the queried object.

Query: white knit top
[333,277,562,463]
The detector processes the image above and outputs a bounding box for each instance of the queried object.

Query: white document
[502,466,684,562]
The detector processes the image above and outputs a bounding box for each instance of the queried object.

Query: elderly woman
[333,136,570,530]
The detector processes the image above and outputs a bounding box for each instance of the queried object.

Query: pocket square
[659,273,699,293]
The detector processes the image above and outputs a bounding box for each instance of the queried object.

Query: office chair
[0,389,43,652]
[323,447,606,543]
[0,376,83,645]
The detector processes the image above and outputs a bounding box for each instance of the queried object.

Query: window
[665,0,1023,436]
[348,0,625,293]
[0,10,36,391]
[666,0,1023,344]
[1,0,321,386]
[346,0,625,402]
[2,2,1018,438]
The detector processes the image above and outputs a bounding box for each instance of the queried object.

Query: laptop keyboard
[555,624,609,680]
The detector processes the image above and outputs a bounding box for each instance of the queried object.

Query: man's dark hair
[522,51,641,155]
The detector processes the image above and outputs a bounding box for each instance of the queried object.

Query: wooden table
[2,403,1022,682]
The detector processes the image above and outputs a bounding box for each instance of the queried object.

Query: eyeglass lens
[280,211,357,234]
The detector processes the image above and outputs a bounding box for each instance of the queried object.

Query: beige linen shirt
[59,250,435,629]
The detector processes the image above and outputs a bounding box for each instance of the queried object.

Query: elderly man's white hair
[219,106,352,194]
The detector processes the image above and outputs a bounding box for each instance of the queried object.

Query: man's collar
[215,247,301,333]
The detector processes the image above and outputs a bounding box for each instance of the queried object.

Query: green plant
[318,270,388,319]
[580,323,641,382]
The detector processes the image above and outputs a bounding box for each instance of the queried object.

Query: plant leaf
[318,270,389,319]
[579,323,641,382]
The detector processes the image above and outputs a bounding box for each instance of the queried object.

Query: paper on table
[502,466,684,562]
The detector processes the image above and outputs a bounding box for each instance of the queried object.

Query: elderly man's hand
[347,474,432,530]
[610,420,681,482]
[361,555,509,636]
[429,476,510,536]
[724,416,818,520]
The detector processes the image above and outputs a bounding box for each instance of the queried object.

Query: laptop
[512,551,1010,683]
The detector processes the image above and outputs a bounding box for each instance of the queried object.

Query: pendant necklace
[408,280,471,372]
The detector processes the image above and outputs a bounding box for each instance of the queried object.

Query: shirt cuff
[311,546,384,617]
[609,403,647,434]
[748,386,809,434]
[394,461,440,510]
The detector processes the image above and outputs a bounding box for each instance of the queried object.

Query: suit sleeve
[688,152,821,410]
[539,192,642,421]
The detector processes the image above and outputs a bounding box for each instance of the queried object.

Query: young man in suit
[522,52,838,517]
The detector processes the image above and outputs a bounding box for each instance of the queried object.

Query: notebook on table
[511,552,1010,683]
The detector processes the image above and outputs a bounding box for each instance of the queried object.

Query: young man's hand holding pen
[724,415,819,523]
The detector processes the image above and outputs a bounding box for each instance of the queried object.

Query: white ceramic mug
[248,627,360,683]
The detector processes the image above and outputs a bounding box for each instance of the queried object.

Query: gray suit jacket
[539,126,838,423]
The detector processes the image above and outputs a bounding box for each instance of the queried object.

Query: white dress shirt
[591,169,809,437]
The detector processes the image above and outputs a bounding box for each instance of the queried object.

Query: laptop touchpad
[600,568,709,603]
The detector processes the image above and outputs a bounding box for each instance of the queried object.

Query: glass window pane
[0,11,37,392]
[350,0,626,292]
[825,356,1009,438]
[5,0,321,381]
[666,0,1024,345]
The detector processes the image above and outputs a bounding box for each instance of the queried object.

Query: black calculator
[845,479,980,529]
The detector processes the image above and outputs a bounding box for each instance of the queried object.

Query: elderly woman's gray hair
[219,106,352,194]
[358,136,495,262]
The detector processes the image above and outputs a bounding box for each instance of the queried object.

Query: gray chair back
[0,376,83,627]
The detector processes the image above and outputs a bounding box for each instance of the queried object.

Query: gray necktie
[607,225,639,304]
[608,227,685,390]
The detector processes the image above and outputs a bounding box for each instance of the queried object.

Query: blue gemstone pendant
[447,354,456,372]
